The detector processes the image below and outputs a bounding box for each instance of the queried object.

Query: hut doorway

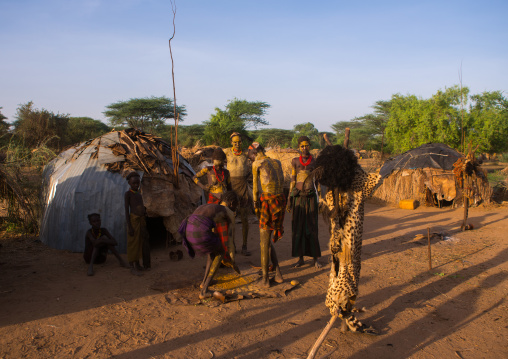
[146,217,177,249]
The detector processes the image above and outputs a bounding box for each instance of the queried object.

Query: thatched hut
[40,129,203,253]
[373,143,490,207]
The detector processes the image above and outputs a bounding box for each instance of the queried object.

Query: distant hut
[374,143,490,207]
[40,129,203,253]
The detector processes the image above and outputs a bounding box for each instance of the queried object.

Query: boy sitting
[84,213,128,276]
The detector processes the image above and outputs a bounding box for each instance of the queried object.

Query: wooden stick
[427,227,432,270]
[307,315,338,359]
[343,128,350,149]
[323,133,333,146]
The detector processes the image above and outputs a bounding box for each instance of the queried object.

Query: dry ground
[0,202,507,359]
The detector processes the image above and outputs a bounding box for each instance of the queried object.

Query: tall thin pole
[169,0,179,187]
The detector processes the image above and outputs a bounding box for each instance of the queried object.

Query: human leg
[259,229,271,288]
[200,253,223,298]
[109,246,129,268]
[87,247,99,276]
[240,207,251,256]
[269,242,283,283]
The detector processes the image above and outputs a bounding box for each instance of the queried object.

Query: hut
[40,129,203,253]
[373,143,490,207]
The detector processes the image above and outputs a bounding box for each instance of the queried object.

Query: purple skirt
[178,215,221,258]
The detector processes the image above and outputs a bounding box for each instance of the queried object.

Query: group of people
[83,132,324,299]
[84,171,151,276]
[181,132,323,298]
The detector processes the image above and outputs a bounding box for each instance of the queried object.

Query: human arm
[193,167,211,191]
[124,192,134,236]
[252,162,261,217]
[99,228,118,246]
[287,158,297,212]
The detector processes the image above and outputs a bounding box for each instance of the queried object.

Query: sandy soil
[0,202,507,359]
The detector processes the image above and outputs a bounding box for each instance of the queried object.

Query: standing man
[248,142,286,288]
[224,132,252,256]
[287,136,322,269]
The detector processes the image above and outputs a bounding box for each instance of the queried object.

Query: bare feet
[199,291,212,300]
[314,258,323,269]
[241,246,251,256]
[293,258,305,268]
[258,276,270,289]
[87,267,94,276]
[274,266,284,283]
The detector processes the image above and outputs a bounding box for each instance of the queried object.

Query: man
[223,132,252,256]
[248,142,286,288]
[193,148,232,204]
[288,136,322,269]
[178,191,240,299]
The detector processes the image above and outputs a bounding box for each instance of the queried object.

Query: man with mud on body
[178,191,240,299]
[287,136,322,269]
[248,142,286,288]
[223,132,252,256]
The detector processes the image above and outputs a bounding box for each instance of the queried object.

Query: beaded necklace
[299,155,313,167]
[129,188,139,194]
[213,166,225,182]
[232,148,242,156]
[92,228,102,239]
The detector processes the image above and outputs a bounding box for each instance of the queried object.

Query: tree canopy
[249,128,294,148]
[0,107,10,137]
[202,98,270,147]
[103,96,186,133]
[467,91,508,153]
[291,122,320,148]
[65,117,110,146]
[13,102,70,149]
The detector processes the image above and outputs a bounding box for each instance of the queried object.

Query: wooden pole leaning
[427,227,432,270]
[307,315,338,359]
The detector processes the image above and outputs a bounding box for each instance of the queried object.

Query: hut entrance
[146,217,178,249]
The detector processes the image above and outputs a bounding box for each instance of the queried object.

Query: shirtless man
[248,142,286,288]
[288,136,322,269]
[223,132,252,256]
[124,172,149,275]
[178,191,239,298]
[193,148,232,204]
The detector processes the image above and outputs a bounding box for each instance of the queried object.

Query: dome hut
[40,128,203,253]
[374,143,490,207]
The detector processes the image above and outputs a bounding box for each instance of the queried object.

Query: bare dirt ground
[0,202,507,359]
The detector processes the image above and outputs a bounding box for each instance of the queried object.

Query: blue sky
[1,0,507,132]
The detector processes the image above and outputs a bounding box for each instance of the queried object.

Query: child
[124,171,150,275]
[84,213,128,276]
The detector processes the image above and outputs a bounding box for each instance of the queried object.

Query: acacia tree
[103,96,186,133]
[202,98,270,147]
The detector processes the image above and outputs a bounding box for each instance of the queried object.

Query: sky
[1,0,507,132]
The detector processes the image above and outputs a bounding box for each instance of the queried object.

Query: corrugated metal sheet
[40,131,198,253]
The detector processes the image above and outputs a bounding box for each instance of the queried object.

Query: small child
[124,171,150,275]
[84,213,128,276]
